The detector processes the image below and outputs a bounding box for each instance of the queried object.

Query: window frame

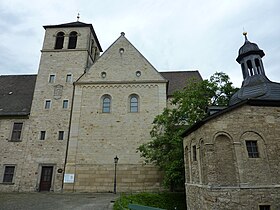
[58,131,64,140]
[40,131,46,140]
[62,100,69,109]
[49,74,55,83]
[11,122,23,142]
[129,94,139,113]
[246,140,259,158]
[192,145,197,161]
[54,31,65,49]
[45,100,51,109]
[2,165,16,184]
[102,95,111,113]
[68,31,78,49]
[66,74,72,83]
[259,205,271,210]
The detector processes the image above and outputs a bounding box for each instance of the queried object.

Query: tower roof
[236,33,264,63]
[43,21,103,52]
[230,34,280,106]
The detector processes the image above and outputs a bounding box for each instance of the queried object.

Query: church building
[0,20,201,192]
[183,34,280,209]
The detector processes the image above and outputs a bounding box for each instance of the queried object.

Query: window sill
[7,140,22,142]
[0,182,15,185]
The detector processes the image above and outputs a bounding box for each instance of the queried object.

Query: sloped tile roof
[0,75,36,116]
[160,71,202,96]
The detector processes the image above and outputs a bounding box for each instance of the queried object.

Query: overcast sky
[0,0,279,87]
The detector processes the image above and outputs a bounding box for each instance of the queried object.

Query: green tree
[138,72,238,190]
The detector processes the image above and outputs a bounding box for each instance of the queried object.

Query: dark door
[39,166,53,191]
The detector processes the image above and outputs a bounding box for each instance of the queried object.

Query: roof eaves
[181,98,280,137]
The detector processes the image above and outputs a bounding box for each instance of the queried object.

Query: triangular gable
[77,33,167,84]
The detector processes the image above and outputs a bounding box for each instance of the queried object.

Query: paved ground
[0,192,119,210]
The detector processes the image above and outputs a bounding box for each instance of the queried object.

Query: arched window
[255,58,261,74]
[130,95,139,112]
[247,60,253,76]
[68,31,78,49]
[102,95,111,113]
[54,32,64,49]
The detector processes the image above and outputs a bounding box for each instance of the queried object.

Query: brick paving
[0,192,119,210]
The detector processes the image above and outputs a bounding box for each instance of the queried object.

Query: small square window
[192,145,197,161]
[58,131,64,140]
[66,74,72,83]
[11,122,23,141]
[246,140,259,158]
[259,205,270,210]
[40,131,46,140]
[49,75,55,83]
[63,100,68,109]
[45,100,51,109]
[3,166,15,183]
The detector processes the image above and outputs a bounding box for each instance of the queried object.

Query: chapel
[183,34,280,209]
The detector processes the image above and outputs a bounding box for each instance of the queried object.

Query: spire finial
[243,31,248,41]
[77,13,80,22]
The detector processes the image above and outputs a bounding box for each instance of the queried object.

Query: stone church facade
[0,21,201,192]
[183,35,280,209]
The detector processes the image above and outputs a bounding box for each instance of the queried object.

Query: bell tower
[22,20,102,192]
[230,33,280,106]
[236,32,266,81]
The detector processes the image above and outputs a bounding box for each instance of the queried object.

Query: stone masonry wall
[184,105,280,209]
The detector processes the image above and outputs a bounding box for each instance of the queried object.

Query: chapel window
[3,166,15,183]
[246,140,259,158]
[259,205,271,210]
[54,32,65,49]
[11,122,23,141]
[130,95,139,113]
[192,145,197,161]
[68,31,78,49]
[102,95,111,113]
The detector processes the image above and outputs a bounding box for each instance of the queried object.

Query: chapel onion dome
[236,32,265,63]
[229,33,280,106]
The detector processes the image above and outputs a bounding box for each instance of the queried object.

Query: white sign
[64,174,75,183]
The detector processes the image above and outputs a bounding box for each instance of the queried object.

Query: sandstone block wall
[184,105,280,209]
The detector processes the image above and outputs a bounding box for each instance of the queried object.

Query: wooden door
[39,166,53,191]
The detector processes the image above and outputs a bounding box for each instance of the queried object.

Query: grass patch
[113,192,187,210]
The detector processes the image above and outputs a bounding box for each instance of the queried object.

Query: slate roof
[229,75,280,105]
[0,75,36,116]
[43,21,103,52]
[160,71,202,96]
[0,71,201,116]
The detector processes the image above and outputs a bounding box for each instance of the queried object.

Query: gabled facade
[0,21,202,192]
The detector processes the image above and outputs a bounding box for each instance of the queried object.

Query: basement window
[259,205,270,210]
